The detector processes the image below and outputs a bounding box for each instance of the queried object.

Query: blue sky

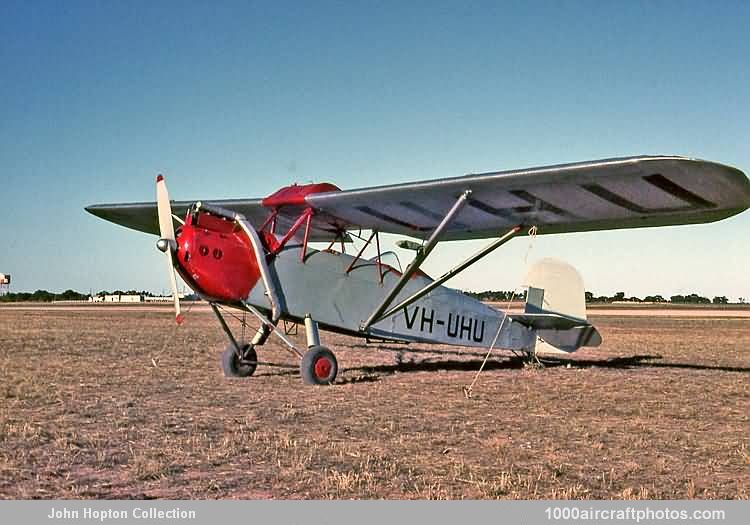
[1,1,748,299]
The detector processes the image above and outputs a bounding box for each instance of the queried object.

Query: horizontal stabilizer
[509,312,590,331]
[539,325,602,352]
[510,312,602,352]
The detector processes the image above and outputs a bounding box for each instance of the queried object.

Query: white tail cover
[524,258,590,354]
[524,258,586,320]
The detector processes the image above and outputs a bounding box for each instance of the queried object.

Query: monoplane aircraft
[86,156,750,384]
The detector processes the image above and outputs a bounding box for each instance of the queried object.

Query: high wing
[86,156,750,242]
[306,156,750,240]
[85,198,346,242]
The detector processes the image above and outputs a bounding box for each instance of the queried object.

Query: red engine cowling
[174,209,262,303]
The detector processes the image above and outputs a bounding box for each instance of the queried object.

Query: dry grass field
[0,305,748,499]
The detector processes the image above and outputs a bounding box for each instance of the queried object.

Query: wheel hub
[314,357,332,379]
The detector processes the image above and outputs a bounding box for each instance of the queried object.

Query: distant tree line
[93,290,154,297]
[585,291,731,304]
[0,289,88,302]
[0,288,743,305]
[0,289,155,303]
[464,290,527,301]
[464,290,740,305]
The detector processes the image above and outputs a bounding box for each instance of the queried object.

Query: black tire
[221,343,257,378]
[300,345,337,385]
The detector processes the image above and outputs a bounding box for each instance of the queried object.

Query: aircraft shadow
[542,354,750,374]
[256,353,750,382]
[336,354,750,384]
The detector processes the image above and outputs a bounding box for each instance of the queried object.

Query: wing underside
[86,156,750,241]
[85,199,347,242]
[306,156,750,240]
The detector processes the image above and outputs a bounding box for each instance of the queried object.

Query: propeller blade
[165,250,183,325]
[156,174,175,242]
[155,175,183,325]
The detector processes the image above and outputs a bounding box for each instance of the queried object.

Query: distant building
[92,294,145,303]
[89,293,185,303]
[119,294,143,303]
[144,294,185,302]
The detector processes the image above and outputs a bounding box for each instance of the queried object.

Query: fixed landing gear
[300,315,338,385]
[222,317,270,377]
[211,303,273,379]
[301,345,338,385]
[222,343,258,378]
[211,303,339,385]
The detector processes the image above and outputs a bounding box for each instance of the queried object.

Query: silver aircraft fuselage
[244,242,534,350]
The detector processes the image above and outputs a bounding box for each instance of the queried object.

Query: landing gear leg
[211,303,266,378]
[250,323,272,347]
[300,315,338,385]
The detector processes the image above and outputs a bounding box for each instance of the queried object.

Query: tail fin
[521,258,601,353]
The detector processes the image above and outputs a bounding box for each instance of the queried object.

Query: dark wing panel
[85,199,345,242]
[305,156,750,240]
[86,201,192,235]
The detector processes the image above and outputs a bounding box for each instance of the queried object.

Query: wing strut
[361,190,471,330]
[374,224,522,323]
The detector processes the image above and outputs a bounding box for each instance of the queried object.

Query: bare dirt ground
[0,306,748,499]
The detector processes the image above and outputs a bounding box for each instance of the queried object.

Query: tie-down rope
[462,225,538,398]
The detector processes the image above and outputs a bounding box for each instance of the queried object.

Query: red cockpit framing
[259,182,342,262]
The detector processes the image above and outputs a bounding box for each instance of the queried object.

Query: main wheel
[221,343,258,378]
[300,345,338,385]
